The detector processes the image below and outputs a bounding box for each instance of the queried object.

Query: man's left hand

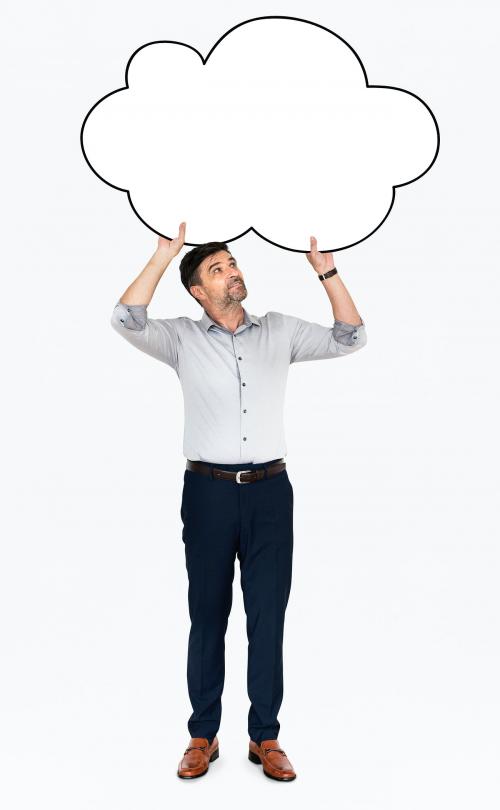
[305,235,335,275]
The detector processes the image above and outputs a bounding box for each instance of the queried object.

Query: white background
[1,1,499,808]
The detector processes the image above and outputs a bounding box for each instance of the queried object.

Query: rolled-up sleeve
[110,300,179,370]
[288,315,367,363]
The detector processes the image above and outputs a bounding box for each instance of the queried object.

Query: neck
[205,303,245,333]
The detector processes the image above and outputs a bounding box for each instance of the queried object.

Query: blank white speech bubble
[81,15,439,252]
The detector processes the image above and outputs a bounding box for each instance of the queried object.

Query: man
[110,221,367,781]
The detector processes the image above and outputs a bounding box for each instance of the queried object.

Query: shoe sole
[177,747,219,778]
[248,749,296,781]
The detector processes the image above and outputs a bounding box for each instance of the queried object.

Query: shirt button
[353,334,358,339]
[242,382,246,386]
[120,318,124,323]
[243,437,247,441]
[238,356,242,360]
[243,409,247,413]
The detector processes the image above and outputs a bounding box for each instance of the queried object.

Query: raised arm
[110,222,186,368]
[306,235,364,325]
[286,234,367,363]
[118,221,186,307]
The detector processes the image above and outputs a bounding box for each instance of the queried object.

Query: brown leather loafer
[248,738,296,781]
[177,736,219,779]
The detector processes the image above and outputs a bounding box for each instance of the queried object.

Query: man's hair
[179,242,230,308]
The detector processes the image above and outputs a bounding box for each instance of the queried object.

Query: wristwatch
[317,266,337,281]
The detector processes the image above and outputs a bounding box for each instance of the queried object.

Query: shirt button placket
[238,342,247,446]
[241,380,247,443]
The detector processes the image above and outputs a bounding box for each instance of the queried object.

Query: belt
[186,458,286,484]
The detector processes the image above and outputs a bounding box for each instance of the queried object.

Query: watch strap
[318,267,337,281]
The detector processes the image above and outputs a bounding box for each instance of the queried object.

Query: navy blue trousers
[179,458,294,744]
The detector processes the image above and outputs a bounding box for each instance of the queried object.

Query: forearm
[119,249,173,307]
[321,270,363,325]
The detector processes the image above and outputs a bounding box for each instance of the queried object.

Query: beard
[208,282,247,310]
[227,282,247,300]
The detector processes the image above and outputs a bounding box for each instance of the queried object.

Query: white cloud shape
[81,15,439,252]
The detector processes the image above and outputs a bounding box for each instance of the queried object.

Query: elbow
[352,326,367,351]
[350,325,367,353]
[332,320,367,354]
[110,302,127,332]
[110,301,147,332]
[110,306,122,332]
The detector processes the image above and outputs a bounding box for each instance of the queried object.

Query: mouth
[230,282,243,288]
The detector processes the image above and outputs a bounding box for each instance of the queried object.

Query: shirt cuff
[333,318,365,346]
[113,301,147,331]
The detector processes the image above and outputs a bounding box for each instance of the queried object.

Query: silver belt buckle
[236,469,252,484]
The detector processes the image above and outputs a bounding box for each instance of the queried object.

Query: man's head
[179,242,247,310]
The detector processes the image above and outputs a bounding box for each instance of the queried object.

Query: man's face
[192,250,247,307]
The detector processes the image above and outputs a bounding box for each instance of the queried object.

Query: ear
[190,284,204,302]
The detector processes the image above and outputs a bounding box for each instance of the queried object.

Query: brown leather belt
[186,458,286,484]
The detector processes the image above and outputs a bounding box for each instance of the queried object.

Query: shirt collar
[200,306,261,332]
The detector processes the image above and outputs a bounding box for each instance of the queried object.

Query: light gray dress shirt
[111,300,367,463]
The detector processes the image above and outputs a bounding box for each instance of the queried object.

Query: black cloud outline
[80,14,440,254]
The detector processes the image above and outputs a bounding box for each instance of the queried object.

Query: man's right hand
[157,222,186,259]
